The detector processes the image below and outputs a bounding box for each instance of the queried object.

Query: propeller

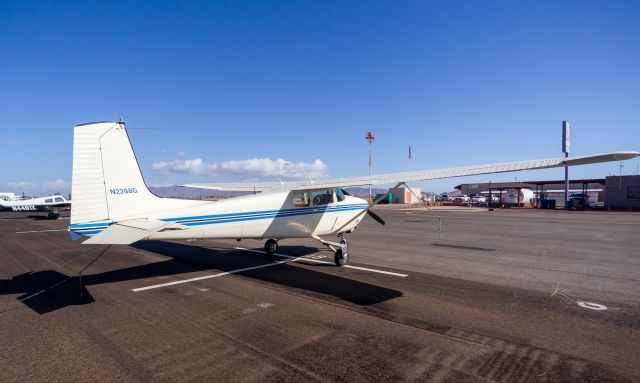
[366,209,386,225]
[339,188,386,225]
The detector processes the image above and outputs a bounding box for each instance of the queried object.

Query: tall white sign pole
[562,121,570,209]
[366,131,375,203]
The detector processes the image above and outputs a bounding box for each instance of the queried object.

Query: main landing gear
[264,236,349,266]
[264,239,279,254]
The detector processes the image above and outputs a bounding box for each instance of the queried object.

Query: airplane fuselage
[0,195,70,213]
[70,190,368,241]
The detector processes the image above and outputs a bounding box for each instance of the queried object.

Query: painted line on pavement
[16,229,69,234]
[132,258,297,292]
[132,246,407,291]
[235,247,408,277]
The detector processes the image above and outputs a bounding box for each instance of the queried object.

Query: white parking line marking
[341,264,408,277]
[132,246,408,291]
[235,247,408,277]
[131,258,297,292]
[16,229,69,234]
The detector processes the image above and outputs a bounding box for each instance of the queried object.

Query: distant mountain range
[148,186,243,199]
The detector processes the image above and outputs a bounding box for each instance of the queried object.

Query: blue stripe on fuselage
[159,203,368,223]
[182,206,366,227]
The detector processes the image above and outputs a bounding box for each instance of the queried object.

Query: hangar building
[455,176,640,210]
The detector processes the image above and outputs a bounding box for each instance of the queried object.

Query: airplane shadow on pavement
[0,241,402,315]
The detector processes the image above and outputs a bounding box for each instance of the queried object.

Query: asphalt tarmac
[1,207,639,382]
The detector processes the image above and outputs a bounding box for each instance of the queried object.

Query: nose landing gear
[334,248,348,266]
[313,234,349,266]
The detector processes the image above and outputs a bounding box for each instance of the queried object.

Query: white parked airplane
[0,194,70,219]
[69,121,638,266]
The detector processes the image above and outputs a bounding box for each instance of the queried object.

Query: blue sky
[1,1,639,195]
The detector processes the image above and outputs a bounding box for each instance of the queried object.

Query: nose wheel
[334,248,348,266]
[312,234,350,266]
[264,239,279,254]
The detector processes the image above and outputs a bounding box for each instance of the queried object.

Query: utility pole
[562,121,570,209]
[365,131,375,203]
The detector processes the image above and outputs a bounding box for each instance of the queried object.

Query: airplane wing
[82,219,185,245]
[180,182,288,192]
[181,151,639,192]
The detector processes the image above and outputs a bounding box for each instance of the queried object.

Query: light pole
[488,181,493,211]
[365,131,375,202]
[619,162,624,189]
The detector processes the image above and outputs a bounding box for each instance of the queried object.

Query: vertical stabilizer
[70,121,165,225]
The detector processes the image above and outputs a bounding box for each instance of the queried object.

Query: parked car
[438,194,454,203]
[453,195,470,205]
[471,195,486,204]
[569,193,589,208]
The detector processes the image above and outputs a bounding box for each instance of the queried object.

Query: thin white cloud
[152,157,329,180]
[176,151,186,157]
[41,179,71,190]
[158,148,167,153]
[7,181,36,190]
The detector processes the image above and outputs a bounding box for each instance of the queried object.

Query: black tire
[264,239,278,254]
[334,248,348,266]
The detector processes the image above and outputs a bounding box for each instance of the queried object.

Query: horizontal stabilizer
[82,219,181,245]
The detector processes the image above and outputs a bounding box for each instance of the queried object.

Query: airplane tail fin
[70,121,166,225]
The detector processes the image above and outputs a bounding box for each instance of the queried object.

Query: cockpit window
[292,192,310,207]
[311,189,334,206]
[45,198,53,203]
[335,187,345,202]
[54,197,64,203]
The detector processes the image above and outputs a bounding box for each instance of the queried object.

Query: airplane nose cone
[348,196,369,206]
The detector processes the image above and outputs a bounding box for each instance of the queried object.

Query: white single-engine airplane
[69,121,638,266]
[1,194,70,219]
